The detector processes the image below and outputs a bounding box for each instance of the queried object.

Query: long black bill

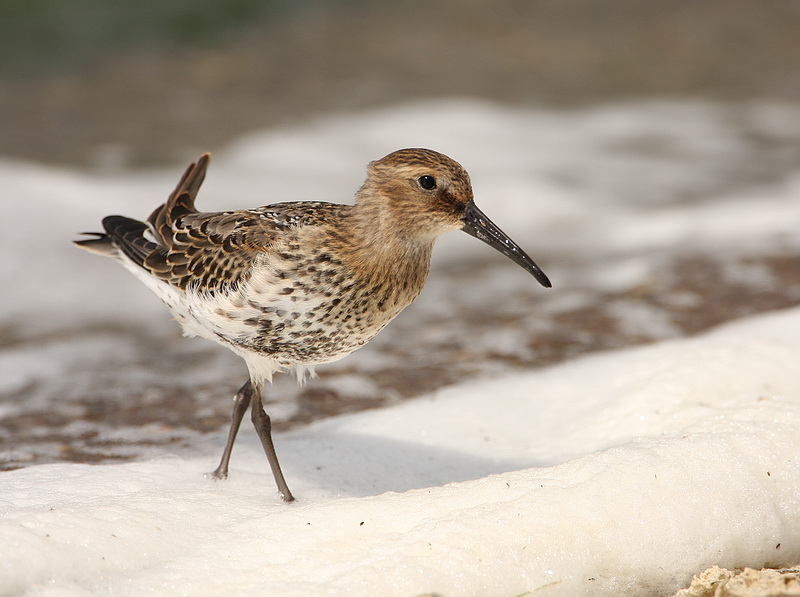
[461,200,551,288]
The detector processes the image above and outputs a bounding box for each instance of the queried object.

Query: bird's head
[359,148,551,288]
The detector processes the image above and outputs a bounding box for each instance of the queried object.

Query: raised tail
[73,153,211,265]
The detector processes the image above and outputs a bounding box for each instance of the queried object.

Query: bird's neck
[342,200,434,297]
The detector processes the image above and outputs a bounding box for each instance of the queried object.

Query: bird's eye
[418,175,437,190]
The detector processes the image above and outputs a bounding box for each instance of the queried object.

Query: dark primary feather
[102,216,158,267]
[74,217,159,263]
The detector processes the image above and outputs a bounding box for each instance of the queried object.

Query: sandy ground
[672,566,800,597]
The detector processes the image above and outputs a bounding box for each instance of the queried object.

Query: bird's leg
[250,382,295,502]
[211,380,253,480]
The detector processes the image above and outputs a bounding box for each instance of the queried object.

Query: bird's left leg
[211,379,253,480]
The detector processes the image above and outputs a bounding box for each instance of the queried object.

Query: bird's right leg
[211,379,253,480]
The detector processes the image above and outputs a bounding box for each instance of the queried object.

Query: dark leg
[211,380,253,480]
[250,382,295,502]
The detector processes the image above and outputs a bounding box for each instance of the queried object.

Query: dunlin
[75,148,551,501]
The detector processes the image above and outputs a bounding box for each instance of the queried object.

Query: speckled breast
[200,236,423,368]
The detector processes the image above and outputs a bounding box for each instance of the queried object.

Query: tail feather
[73,233,117,257]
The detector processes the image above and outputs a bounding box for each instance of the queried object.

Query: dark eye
[418,175,437,190]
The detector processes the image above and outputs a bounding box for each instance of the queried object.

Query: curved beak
[461,200,551,288]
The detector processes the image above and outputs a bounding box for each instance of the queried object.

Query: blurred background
[3,0,800,167]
